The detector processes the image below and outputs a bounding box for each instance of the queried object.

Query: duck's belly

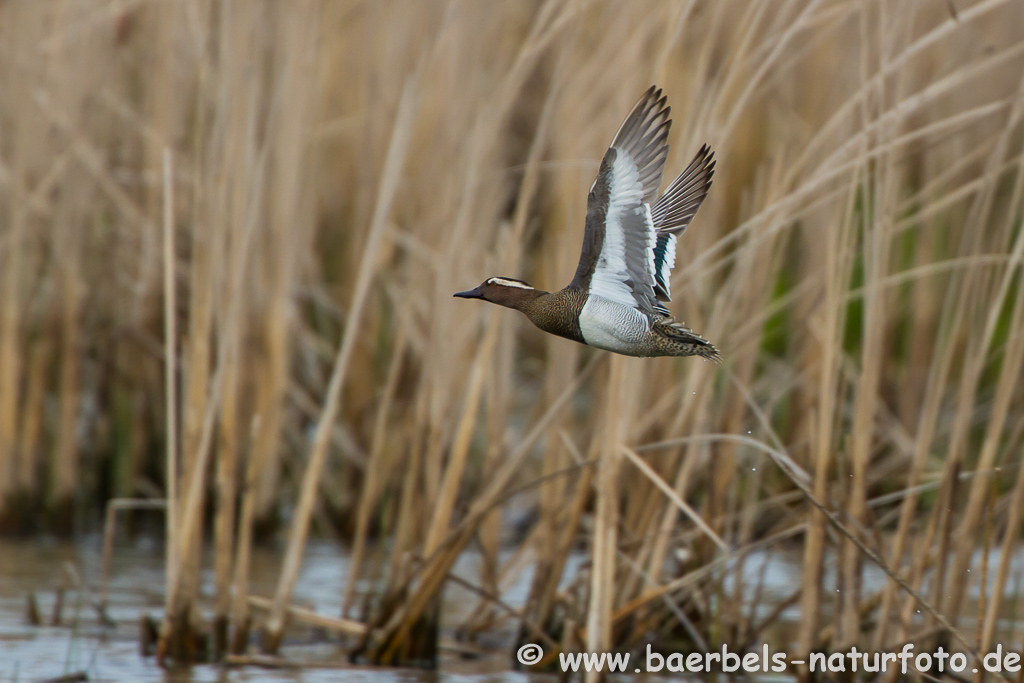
[578,296,651,356]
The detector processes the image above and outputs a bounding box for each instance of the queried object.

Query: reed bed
[2,0,1024,678]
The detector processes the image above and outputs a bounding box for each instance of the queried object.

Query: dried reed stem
[585,357,628,683]
[162,147,178,627]
[261,72,421,653]
[341,326,408,617]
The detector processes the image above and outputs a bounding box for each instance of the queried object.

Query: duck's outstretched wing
[650,144,715,302]
[570,86,670,316]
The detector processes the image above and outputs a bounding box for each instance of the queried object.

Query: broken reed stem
[875,123,1023,647]
[247,595,366,638]
[983,456,1024,652]
[423,314,499,556]
[625,389,999,672]
[51,211,82,524]
[634,435,808,482]
[366,354,601,664]
[839,210,888,651]
[974,479,995,683]
[48,24,90,521]
[621,446,729,552]
[385,399,424,589]
[585,356,626,683]
[229,14,316,632]
[162,147,178,628]
[99,498,167,615]
[170,120,217,654]
[213,360,239,653]
[248,0,318,524]
[261,72,421,653]
[942,83,1024,627]
[17,339,49,494]
[978,237,1024,650]
[799,160,857,665]
[0,137,23,509]
[778,447,989,672]
[229,415,262,654]
[159,107,268,659]
[342,325,408,618]
[214,192,245,655]
[465,74,559,630]
[213,16,269,641]
[841,59,891,641]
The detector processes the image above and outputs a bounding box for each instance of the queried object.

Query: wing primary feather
[648,145,715,300]
[650,145,715,234]
[656,157,714,207]
[653,145,711,207]
[573,88,706,318]
[608,87,671,205]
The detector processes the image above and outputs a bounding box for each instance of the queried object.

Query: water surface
[2,536,1020,682]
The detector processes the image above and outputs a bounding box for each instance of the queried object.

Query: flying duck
[455,86,720,361]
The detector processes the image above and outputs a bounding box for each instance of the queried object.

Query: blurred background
[2,0,1024,679]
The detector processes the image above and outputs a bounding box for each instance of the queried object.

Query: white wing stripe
[588,151,657,309]
[590,152,634,305]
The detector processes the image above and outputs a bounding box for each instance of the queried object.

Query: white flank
[579,295,650,354]
[486,277,533,290]
[588,150,654,309]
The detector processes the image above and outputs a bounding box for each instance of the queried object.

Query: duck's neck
[520,287,587,343]
[497,287,548,312]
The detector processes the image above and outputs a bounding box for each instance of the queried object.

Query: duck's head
[454,277,540,310]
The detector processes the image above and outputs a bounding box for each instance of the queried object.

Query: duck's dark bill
[454,286,484,299]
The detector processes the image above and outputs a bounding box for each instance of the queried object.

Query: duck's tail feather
[656,318,722,362]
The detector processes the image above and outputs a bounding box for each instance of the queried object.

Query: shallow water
[0,536,579,682]
[1,536,1021,682]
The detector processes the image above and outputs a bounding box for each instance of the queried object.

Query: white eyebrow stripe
[487,278,534,289]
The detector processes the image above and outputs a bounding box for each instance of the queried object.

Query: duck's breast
[578,295,651,354]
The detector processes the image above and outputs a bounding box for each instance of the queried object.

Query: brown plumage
[454,87,720,361]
